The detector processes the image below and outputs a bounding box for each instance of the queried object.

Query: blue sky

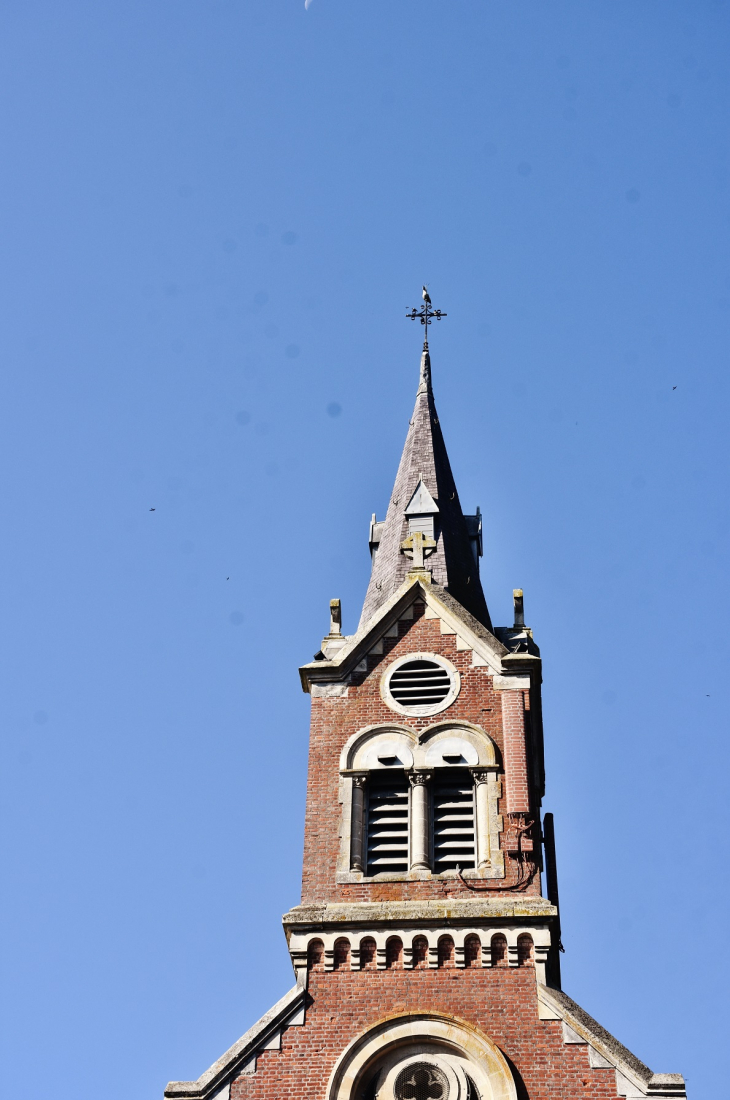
[1,2,728,1097]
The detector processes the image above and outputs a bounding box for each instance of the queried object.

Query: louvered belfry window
[366,775,409,874]
[432,771,476,871]
[388,659,452,710]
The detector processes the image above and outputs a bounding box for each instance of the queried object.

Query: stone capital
[408,770,433,787]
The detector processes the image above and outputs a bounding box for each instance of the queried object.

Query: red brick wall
[230,968,619,1100]
[299,602,538,902]
[301,602,540,905]
[501,691,529,814]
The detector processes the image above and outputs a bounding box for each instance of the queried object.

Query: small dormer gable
[405,478,438,515]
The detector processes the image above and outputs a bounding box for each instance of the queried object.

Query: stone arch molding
[340,721,499,772]
[340,724,416,773]
[418,720,499,770]
[326,1013,517,1100]
[337,722,505,882]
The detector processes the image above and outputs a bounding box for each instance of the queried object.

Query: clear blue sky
[1,2,728,1097]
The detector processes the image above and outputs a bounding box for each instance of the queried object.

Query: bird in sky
[422,285,431,305]
[149,508,156,512]
[673,386,677,390]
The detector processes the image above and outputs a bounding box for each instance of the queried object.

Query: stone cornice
[501,651,541,672]
[282,897,557,933]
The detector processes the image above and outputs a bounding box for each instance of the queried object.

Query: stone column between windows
[500,685,530,813]
[409,771,432,871]
[471,768,493,868]
[350,775,367,872]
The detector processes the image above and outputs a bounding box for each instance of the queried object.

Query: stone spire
[359,340,492,630]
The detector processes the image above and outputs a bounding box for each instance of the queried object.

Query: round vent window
[390,661,450,707]
[395,1064,449,1100]
[381,653,460,717]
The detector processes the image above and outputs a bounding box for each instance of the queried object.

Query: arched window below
[360,936,377,970]
[490,934,508,968]
[432,769,476,871]
[307,939,324,971]
[464,934,481,968]
[366,772,409,875]
[437,935,455,968]
[334,938,351,970]
[412,935,429,969]
[386,936,403,969]
[517,933,534,967]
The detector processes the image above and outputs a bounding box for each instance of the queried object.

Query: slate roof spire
[359,338,492,630]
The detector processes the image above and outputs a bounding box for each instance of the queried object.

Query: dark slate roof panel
[359,343,492,630]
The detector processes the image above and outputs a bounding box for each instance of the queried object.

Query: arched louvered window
[432,769,476,871]
[366,773,409,874]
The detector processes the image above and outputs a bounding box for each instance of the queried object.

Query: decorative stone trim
[284,898,557,923]
[287,925,551,984]
[380,652,460,718]
[339,723,417,772]
[408,771,432,785]
[311,682,349,699]
[325,1012,518,1100]
[337,721,504,881]
[349,774,367,872]
[299,577,510,694]
[408,771,432,870]
[492,675,530,691]
[335,867,509,884]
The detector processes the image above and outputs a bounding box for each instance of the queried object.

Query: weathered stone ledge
[282,897,557,930]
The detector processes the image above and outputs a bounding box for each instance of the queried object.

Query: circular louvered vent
[390,660,451,708]
[395,1064,449,1100]
[381,653,460,717]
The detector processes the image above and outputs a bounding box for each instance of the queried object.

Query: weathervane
[406,286,447,340]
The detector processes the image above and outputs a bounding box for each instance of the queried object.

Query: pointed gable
[359,341,492,630]
[405,478,439,516]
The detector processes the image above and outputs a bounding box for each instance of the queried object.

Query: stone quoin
[164,319,687,1100]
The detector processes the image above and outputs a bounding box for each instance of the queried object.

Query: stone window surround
[376,1051,470,1100]
[325,1012,519,1100]
[380,651,461,718]
[337,721,505,884]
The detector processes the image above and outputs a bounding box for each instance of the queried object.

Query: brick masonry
[230,967,620,1100]
[501,692,529,815]
[301,601,540,906]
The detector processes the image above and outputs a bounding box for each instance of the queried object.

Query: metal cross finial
[406,286,447,340]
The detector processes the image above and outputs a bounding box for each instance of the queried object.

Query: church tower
[165,303,687,1100]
